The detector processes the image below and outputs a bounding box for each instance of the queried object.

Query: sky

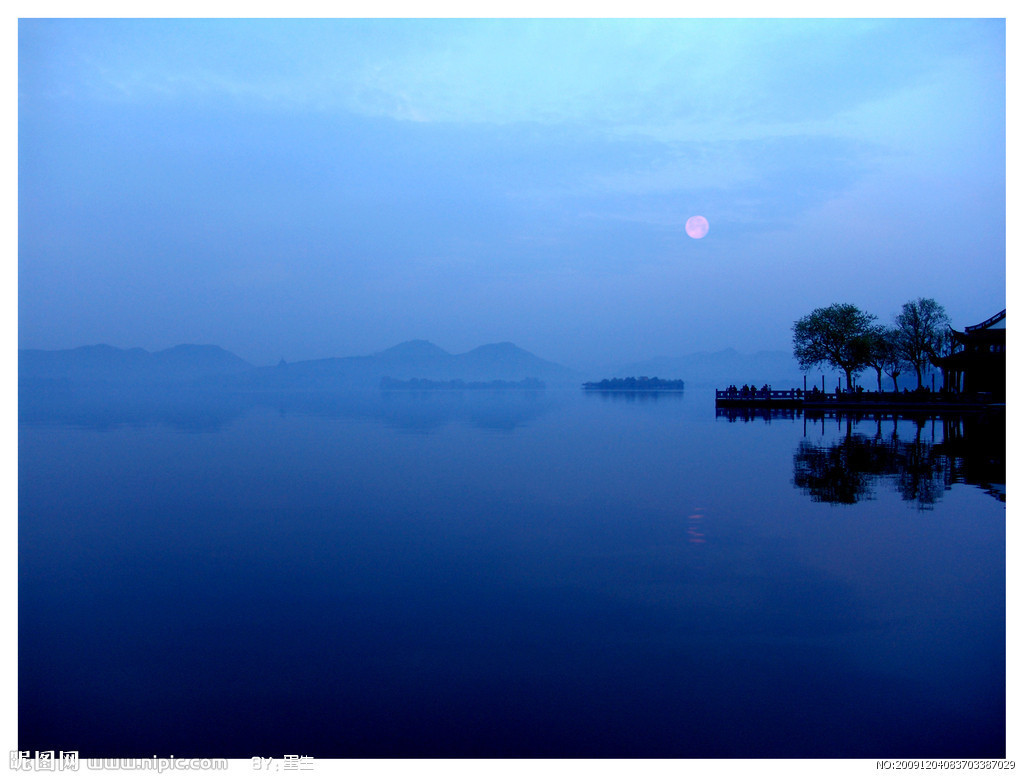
[17,18,1006,369]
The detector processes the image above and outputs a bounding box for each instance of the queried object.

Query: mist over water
[19,388,1004,758]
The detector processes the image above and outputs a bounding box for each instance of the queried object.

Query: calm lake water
[19,386,1006,758]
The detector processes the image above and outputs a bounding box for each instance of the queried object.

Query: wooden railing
[716,389,805,401]
[716,389,985,405]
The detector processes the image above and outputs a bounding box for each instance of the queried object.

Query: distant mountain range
[19,340,839,391]
[19,343,253,381]
[239,340,580,389]
[18,340,579,389]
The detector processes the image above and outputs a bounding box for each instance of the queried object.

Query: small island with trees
[583,377,685,391]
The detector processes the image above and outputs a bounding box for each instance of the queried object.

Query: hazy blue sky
[18,18,1005,368]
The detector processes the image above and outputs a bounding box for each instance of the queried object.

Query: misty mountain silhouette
[19,340,578,389]
[151,344,253,373]
[19,343,252,382]
[242,340,578,389]
[452,342,570,381]
[377,339,452,360]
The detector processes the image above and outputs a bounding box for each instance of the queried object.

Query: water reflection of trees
[792,412,1004,508]
[584,390,686,403]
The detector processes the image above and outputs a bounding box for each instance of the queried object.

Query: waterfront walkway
[715,387,997,412]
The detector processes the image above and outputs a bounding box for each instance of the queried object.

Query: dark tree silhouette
[879,328,910,393]
[792,303,876,390]
[793,436,881,504]
[582,376,685,390]
[864,326,909,392]
[894,298,950,389]
[793,422,949,508]
[792,411,1004,508]
[863,325,888,392]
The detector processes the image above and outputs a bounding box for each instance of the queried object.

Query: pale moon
[685,215,709,239]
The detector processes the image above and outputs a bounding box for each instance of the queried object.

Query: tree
[863,325,910,393]
[863,325,889,392]
[894,298,950,389]
[792,303,877,390]
[862,326,912,393]
[878,328,909,393]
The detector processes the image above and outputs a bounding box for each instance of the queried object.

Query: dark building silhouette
[937,309,1005,401]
